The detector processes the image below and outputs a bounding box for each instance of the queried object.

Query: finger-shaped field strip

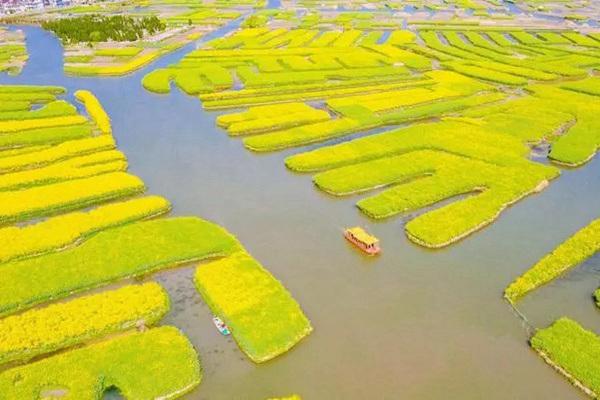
[530,318,600,398]
[505,218,600,303]
[0,283,169,365]
[0,85,312,397]
[143,26,600,247]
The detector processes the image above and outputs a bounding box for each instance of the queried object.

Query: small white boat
[212,316,231,336]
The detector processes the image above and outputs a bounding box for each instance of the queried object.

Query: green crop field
[3,1,600,397]
[0,326,202,399]
[143,23,600,248]
[505,219,600,302]
[0,84,311,398]
[195,252,313,362]
[531,318,600,397]
[506,217,600,397]
[0,195,170,263]
[0,282,169,364]
[14,0,266,76]
[0,28,27,75]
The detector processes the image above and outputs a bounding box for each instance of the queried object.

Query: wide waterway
[1,24,599,400]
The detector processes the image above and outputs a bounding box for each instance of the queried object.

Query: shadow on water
[0,20,599,400]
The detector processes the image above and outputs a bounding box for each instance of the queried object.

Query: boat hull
[212,316,231,336]
[344,231,380,255]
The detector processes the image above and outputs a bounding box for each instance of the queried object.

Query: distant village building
[1,0,75,15]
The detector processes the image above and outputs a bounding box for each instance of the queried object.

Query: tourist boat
[344,226,381,255]
[212,316,231,336]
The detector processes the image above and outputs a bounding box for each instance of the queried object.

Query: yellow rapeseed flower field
[0,283,169,364]
[0,195,170,263]
[0,115,87,133]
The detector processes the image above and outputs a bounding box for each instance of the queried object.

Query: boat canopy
[347,227,378,246]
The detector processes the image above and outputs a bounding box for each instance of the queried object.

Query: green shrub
[42,15,165,44]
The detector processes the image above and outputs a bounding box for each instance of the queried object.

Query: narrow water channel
[1,23,598,399]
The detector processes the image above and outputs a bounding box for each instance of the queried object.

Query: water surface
[1,24,598,400]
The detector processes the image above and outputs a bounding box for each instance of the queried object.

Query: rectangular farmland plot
[0,92,57,103]
[443,62,528,85]
[0,115,88,133]
[0,135,116,173]
[0,125,93,149]
[562,77,600,97]
[0,195,170,264]
[309,31,342,47]
[0,100,77,121]
[531,318,600,397]
[201,78,428,109]
[243,117,363,152]
[0,85,64,94]
[0,172,145,225]
[0,150,127,191]
[195,252,312,363]
[0,283,169,365]
[331,30,363,47]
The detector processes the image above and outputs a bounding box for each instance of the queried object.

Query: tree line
[42,15,166,43]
